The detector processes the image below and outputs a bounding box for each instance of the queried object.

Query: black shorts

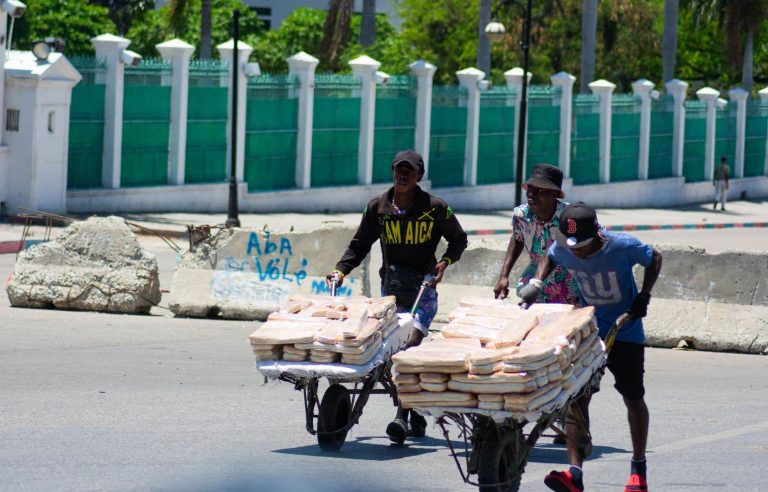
[605,341,645,401]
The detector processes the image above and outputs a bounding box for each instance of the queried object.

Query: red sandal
[624,473,648,491]
[544,470,583,492]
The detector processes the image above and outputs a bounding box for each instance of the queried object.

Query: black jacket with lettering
[335,186,468,278]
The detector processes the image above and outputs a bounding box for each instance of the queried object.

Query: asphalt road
[1,285,767,491]
[1,218,766,491]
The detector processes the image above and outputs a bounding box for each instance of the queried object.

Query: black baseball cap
[392,149,425,176]
[523,163,564,198]
[555,202,600,248]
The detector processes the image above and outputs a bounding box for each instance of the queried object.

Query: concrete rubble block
[6,216,161,313]
[641,245,768,306]
[167,225,366,321]
[644,298,768,354]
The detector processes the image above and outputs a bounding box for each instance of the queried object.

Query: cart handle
[603,313,630,354]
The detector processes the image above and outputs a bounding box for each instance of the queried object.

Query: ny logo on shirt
[573,270,622,304]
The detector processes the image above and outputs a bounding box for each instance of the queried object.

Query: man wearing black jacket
[327,149,468,444]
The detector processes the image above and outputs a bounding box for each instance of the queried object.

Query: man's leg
[721,185,728,211]
[544,394,590,491]
[609,342,649,491]
[625,396,649,462]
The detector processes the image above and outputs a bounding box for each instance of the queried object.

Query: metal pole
[225,10,241,227]
[513,0,532,207]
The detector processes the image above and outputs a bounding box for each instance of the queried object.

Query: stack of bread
[391,297,603,414]
[249,294,399,365]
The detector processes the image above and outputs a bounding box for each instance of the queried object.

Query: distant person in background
[713,156,730,211]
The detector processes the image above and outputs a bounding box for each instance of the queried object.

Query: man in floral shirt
[494,163,580,305]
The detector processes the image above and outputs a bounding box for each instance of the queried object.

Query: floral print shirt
[512,201,581,305]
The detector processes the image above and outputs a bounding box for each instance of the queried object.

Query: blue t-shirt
[547,231,653,343]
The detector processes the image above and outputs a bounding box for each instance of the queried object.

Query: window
[251,6,272,29]
[6,109,19,132]
[48,111,56,133]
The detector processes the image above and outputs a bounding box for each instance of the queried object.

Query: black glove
[518,279,543,308]
[626,291,651,319]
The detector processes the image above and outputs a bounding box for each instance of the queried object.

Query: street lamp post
[225,10,241,228]
[485,0,532,207]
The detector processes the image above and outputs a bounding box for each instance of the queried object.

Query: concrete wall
[167,225,369,319]
[66,176,768,214]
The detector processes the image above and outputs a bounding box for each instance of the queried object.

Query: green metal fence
[610,94,640,182]
[68,56,106,189]
[186,60,228,184]
[121,58,172,187]
[649,95,674,179]
[311,74,361,187]
[683,100,707,182]
[373,76,416,183]
[430,86,467,187]
[526,86,561,177]
[570,95,600,185]
[714,103,736,177]
[245,74,300,191]
[477,86,515,184]
[745,100,768,177]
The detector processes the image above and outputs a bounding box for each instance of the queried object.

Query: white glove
[518,278,543,307]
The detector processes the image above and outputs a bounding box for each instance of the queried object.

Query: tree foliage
[126,0,262,58]
[11,0,115,54]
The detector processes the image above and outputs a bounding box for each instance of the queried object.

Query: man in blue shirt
[519,202,663,492]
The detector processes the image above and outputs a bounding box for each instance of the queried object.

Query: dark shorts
[605,341,645,401]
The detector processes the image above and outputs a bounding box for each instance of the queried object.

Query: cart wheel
[317,384,352,452]
[477,421,522,492]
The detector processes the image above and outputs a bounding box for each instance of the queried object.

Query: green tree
[317,0,353,71]
[91,0,154,36]
[12,0,115,54]
[397,0,479,84]
[245,8,327,73]
[126,0,262,58]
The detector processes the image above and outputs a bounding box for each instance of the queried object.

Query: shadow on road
[528,442,628,464]
[272,434,459,460]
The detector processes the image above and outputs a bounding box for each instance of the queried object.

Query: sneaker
[544,470,583,492]
[386,418,407,445]
[624,473,648,491]
[408,410,427,437]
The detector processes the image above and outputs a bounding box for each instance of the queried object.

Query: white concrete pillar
[760,87,768,176]
[665,79,688,177]
[217,39,252,183]
[632,79,655,181]
[410,60,436,178]
[505,67,532,181]
[287,51,319,189]
[728,87,749,178]
[157,39,194,186]
[456,67,485,187]
[0,14,8,145]
[349,55,381,186]
[92,34,131,189]
[589,79,616,183]
[696,87,720,182]
[551,72,576,178]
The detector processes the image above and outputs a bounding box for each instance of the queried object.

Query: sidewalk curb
[465,221,768,236]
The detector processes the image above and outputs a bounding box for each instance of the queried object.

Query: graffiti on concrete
[211,271,290,304]
[219,231,308,286]
[213,231,358,299]
[310,278,356,297]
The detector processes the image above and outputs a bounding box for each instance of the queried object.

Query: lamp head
[119,49,142,67]
[373,70,390,86]
[2,0,26,17]
[31,41,51,61]
[243,62,261,77]
[485,20,506,43]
